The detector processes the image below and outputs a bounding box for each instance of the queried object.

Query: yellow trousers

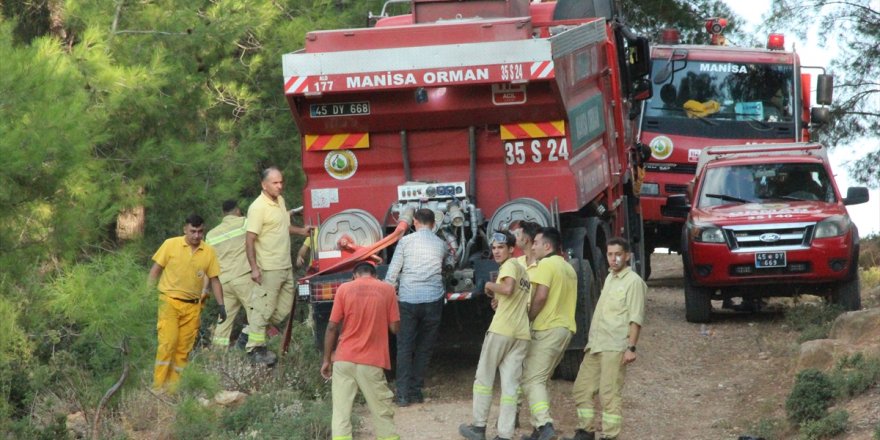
[572,350,626,439]
[331,361,399,440]
[153,295,202,390]
[246,268,294,350]
[472,332,529,439]
[521,327,572,428]
[211,274,254,347]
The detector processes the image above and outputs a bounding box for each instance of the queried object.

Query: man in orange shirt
[322,262,401,440]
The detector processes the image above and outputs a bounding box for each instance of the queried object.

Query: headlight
[814,215,850,239]
[640,182,660,196]
[688,222,725,243]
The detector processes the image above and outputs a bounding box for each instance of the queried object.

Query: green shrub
[786,369,835,425]
[874,420,879,439]
[785,303,844,343]
[829,353,880,398]
[220,391,333,439]
[173,397,219,439]
[178,363,222,398]
[799,409,848,440]
[748,417,786,440]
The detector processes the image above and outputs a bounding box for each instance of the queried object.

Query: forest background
[0,0,877,438]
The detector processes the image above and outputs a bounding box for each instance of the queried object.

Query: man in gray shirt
[385,208,446,406]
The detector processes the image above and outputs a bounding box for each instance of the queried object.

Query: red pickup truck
[667,143,870,322]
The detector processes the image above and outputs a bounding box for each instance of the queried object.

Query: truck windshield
[645,61,796,139]
[698,163,836,207]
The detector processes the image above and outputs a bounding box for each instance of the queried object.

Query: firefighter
[148,214,225,392]
[521,227,577,440]
[322,261,400,440]
[244,167,312,365]
[205,200,253,348]
[565,238,646,440]
[459,230,531,440]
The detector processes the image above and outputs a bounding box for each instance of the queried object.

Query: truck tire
[684,277,712,323]
[555,350,584,381]
[832,274,861,311]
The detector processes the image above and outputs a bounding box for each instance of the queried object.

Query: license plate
[310,101,370,118]
[755,251,786,268]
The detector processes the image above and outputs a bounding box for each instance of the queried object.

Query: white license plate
[755,251,786,268]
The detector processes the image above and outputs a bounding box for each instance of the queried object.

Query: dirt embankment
[356,254,877,439]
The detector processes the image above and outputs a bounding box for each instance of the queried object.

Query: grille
[665,184,689,194]
[724,222,815,252]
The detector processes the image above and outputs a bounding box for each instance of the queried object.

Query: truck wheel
[684,277,712,323]
[832,274,861,311]
[555,350,584,381]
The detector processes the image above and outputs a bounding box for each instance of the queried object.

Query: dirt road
[357,254,801,439]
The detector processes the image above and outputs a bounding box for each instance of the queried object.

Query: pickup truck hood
[692,200,845,226]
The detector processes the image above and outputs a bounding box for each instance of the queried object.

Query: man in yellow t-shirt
[521,227,577,440]
[245,167,311,365]
[566,238,646,440]
[206,200,253,348]
[459,231,531,440]
[149,214,225,391]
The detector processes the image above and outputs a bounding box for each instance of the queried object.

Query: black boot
[563,430,595,440]
[537,423,558,440]
[520,428,539,440]
[458,424,486,440]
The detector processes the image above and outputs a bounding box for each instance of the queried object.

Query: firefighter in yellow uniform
[565,238,646,440]
[206,200,253,348]
[521,227,577,440]
[245,167,311,364]
[149,214,225,391]
[459,231,531,440]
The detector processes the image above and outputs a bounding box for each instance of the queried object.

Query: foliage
[828,353,880,398]
[784,303,844,343]
[860,234,880,268]
[786,369,835,425]
[749,417,786,440]
[766,1,880,188]
[875,420,880,440]
[799,409,848,440]
[219,391,333,440]
[621,0,751,45]
[173,397,219,439]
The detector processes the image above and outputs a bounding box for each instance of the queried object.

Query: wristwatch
[627,345,636,353]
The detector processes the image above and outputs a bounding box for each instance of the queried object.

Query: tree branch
[92,337,129,439]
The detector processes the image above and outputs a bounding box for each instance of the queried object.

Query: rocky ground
[355,254,880,440]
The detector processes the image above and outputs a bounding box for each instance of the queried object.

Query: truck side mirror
[664,194,690,218]
[811,107,831,126]
[843,187,869,206]
[816,74,833,105]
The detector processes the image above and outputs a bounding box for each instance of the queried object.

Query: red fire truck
[637,19,834,277]
[282,0,651,378]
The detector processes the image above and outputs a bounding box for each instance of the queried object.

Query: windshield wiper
[706,193,751,204]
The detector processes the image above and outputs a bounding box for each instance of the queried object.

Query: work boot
[247,347,277,367]
[412,389,425,403]
[458,424,486,440]
[234,332,248,351]
[492,437,511,440]
[394,395,410,408]
[537,423,558,440]
[520,428,539,440]
[563,430,595,440]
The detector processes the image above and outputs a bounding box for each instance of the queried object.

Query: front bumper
[687,235,854,288]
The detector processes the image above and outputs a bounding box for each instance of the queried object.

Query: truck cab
[669,143,869,322]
